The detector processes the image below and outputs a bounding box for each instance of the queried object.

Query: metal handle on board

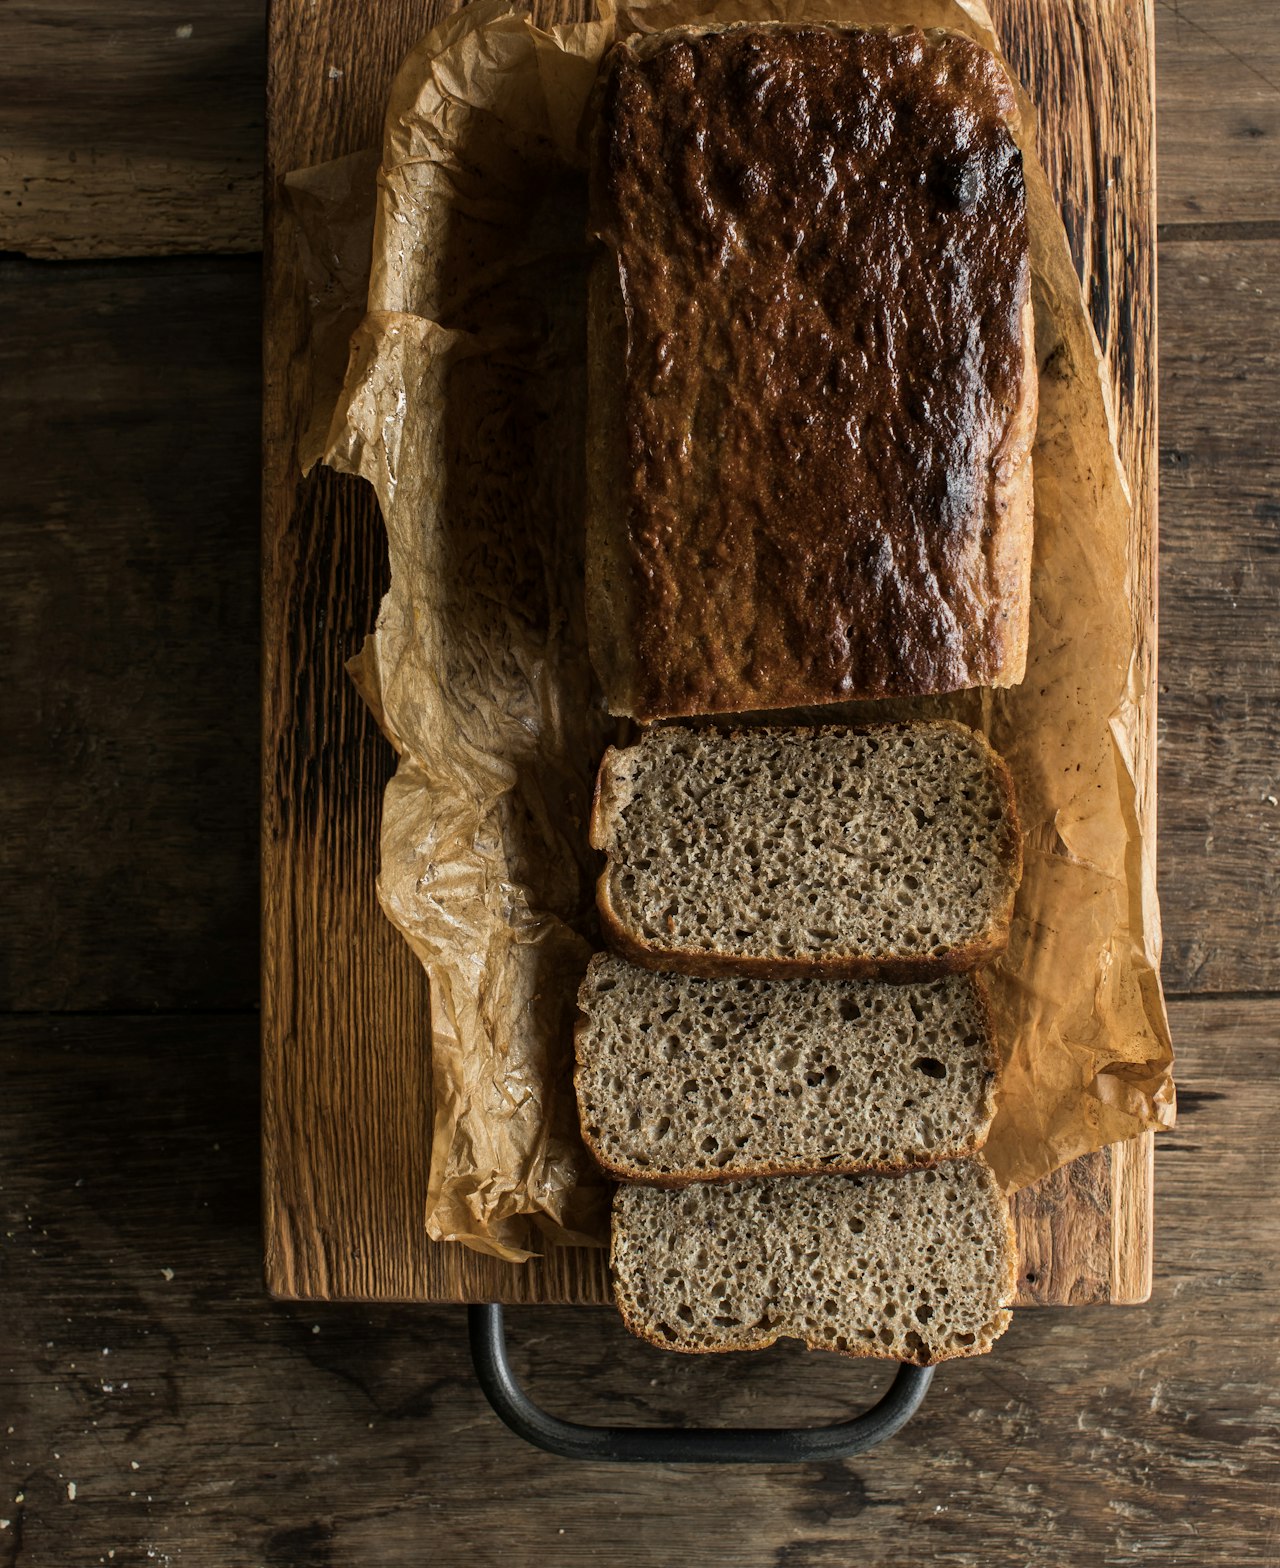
[468,1303,934,1464]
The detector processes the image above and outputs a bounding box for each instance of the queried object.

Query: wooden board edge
[1109,1131,1154,1304]
[1108,0,1158,1313]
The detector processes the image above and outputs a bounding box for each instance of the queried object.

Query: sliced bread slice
[575,954,999,1183]
[611,1161,1016,1365]
[590,721,1021,980]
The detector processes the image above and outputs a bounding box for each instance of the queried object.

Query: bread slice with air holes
[590,721,1022,982]
[611,1160,1016,1364]
[575,953,999,1183]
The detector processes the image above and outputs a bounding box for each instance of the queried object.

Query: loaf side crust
[578,1109,991,1188]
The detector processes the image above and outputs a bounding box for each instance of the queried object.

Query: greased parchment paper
[310,0,1175,1260]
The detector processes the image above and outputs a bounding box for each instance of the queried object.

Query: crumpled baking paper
[293,0,1174,1259]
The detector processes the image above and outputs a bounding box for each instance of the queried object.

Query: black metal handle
[468,1303,934,1463]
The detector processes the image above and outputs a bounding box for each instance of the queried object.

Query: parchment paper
[304,0,1175,1260]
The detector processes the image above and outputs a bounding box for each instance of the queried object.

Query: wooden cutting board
[262,0,1157,1307]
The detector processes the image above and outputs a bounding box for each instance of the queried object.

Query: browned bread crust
[587,23,1037,720]
[593,905,1013,984]
[585,1132,972,1188]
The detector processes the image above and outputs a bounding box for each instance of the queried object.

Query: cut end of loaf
[575,954,998,1182]
[592,722,1022,977]
[611,1162,1016,1365]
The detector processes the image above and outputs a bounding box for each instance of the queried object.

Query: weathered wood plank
[1155,0,1280,230]
[1,998,1274,1566]
[0,1,265,258]
[0,256,261,1012]
[1156,238,1280,994]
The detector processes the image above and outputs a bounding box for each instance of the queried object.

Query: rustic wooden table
[2,2,1277,1564]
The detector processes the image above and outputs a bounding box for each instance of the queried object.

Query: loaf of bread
[611,1160,1016,1363]
[590,722,1022,980]
[575,953,999,1182]
[587,23,1037,722]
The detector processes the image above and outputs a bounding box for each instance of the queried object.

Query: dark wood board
[1155,0,1280,233]
[261,0,1159,1307]
[1154,236,1280,992]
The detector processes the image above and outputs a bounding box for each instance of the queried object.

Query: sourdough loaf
[587,23,1037,721]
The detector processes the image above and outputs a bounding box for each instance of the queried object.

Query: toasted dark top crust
[589,24,1034,720]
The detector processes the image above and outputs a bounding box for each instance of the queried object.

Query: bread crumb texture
[576,954,996,1178]
[612,1161,1014,1363]
[598,723,1019,964]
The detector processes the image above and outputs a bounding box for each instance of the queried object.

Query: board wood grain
[262,0,1159,1307]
